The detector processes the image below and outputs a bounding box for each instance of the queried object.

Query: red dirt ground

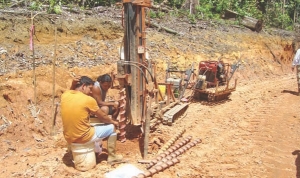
[0,8,299,178]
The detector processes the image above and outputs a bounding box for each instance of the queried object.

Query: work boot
[107,134,123,164]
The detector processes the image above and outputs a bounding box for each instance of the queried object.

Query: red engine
[194,59,240,101]
[199,61,217,84]
[198,61,227,87]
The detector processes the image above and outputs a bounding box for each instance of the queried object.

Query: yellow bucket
[158,85,166,101]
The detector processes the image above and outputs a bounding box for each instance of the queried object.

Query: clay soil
[0,7,300,178]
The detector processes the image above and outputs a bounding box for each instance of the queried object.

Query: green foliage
[0,0,299,31]
[192,0,299,31]
[157,10,165,18]
[149,9,157,18]
[85,0,118,7]
[195,4,214,20]
[167,0,185,8]
[263,1,297,30]
[29,1,43,11]
[215,0,230,13]
[53,4,62,14]
[169,9,179,17]
[188,14,196,24]
[154,0,165,3]
[149,9,165,19]
[48,0,62,14]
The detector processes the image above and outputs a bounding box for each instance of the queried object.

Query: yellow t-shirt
[61,90,99,143]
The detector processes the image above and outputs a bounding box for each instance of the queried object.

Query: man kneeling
[61,76,123,164]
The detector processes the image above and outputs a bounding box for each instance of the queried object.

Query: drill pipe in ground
[157,128,186,155]
[147,136,192,169]
[118,89,127,142]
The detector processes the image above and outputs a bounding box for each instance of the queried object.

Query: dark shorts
[108,105,113,115]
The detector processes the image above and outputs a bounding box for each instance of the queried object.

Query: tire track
[164,73,300,178]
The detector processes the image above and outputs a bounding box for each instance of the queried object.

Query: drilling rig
[117,0,152,126]
[116,0,189,158]
[114,0,241,160]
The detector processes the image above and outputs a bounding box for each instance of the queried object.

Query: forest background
[1,0,299,32]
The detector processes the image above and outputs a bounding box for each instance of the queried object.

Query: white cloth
[105,164,144,178]
[292,49,300,66]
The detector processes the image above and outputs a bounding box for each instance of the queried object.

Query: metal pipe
[143,96,152,158]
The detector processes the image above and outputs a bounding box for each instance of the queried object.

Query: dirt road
[165,73,300,178]
[1,72,299,178]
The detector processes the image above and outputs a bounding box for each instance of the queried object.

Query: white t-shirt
[292,49,300,66]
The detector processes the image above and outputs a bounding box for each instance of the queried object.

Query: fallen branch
[146,20,179,35]
[9,0,25,8]
[151,0,172,13]
[0,10,32,15]
[151,5,172,13]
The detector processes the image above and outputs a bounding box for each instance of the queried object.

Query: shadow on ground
[292,150,300,178]
[62,151,74,167]
[282,90,299,96]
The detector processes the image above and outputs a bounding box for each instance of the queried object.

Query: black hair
[97,74,112,83]
[75,76,94,88]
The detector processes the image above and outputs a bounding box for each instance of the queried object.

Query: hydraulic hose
[121,61,154,82]
[121,62,149,84]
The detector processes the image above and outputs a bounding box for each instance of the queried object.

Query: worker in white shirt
[291,47,300,95]
[291,48,300,71]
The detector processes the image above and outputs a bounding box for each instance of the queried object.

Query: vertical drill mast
[121,0,151,125]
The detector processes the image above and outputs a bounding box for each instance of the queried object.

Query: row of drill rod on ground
[133,129,202,178]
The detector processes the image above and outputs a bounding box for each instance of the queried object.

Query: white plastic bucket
[71,142,96,171]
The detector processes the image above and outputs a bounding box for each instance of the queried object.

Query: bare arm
[92,86,118,107]
[70,76,81,90]
[91,108,118,126]
[91,86,104,106]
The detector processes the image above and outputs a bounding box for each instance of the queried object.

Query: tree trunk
[224,9,263,32]
[240,16,263,32]
[282,0,285,29]
[181,0,199,14]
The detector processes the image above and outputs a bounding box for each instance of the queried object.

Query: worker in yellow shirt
[61,76,123,164]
